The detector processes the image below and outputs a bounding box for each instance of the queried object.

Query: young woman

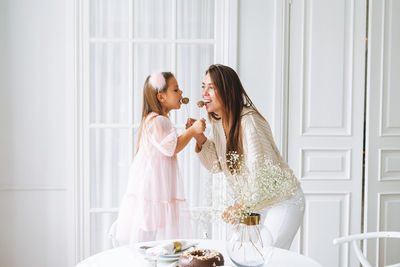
[187,64,304,249]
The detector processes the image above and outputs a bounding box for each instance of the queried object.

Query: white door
[365,0,400,265]
[77,0,237,259]
[287,0,366,266]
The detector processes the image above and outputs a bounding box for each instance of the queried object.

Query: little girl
[115,72,206,245]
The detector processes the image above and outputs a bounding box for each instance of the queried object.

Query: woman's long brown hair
[206,64,264,161]
[136,72,174,154]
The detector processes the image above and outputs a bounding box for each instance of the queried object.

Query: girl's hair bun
[149,72,166,91]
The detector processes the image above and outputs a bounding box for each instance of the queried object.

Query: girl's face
[202,73,224,116]
[160,77,183,113]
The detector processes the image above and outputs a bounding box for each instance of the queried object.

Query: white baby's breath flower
[223,152,299,222]
[192,152,299,226]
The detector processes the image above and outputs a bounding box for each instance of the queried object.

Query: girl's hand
[186,118,197,129]
[186,118,207,149]
[191,118,206,134]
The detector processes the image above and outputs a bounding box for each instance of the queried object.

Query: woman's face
[202,73,224,116]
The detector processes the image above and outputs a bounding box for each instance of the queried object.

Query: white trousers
[258,188,305,249]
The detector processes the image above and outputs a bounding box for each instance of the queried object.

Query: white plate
[135,242,192,261]
[157,252,182,260]
[158,251,184,259]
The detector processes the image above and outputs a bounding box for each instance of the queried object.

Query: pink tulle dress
[115,113,192,245]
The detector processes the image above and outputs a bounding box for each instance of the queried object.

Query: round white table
[76,239,323,267]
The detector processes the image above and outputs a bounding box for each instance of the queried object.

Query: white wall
[237,0,285,149]
[0,0,75,266]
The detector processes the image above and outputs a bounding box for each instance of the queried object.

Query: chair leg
[352,240,372,267]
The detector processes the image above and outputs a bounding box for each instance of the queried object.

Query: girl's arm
[186,118,222,173]
[186,118,207,151]
[174,118,206,155]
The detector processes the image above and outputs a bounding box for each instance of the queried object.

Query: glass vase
[226,213,273,267]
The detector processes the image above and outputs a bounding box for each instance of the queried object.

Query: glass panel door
[81,0,235,256]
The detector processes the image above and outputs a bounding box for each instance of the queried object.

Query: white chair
[333,231,400,267]
[108,220,120,248]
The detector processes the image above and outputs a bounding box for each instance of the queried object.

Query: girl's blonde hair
[136,72,174,154]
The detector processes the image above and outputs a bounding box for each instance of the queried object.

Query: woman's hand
[191,118,206,134]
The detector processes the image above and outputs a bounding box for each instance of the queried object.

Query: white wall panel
[381,0,400,136]
[0,0,73,188]
[301,0,352,136]
[0,190,72,267]
[379,150,400,181]
[301,149,351,180]
[301,193,350,267]
[378,194,400,266]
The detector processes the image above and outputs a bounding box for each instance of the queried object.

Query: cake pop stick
[197,100,210,120]
[181,97,190,119]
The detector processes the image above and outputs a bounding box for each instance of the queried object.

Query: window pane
[177,142,213,207]
[90,43,129,124]
[90,212,117,254]
[89,0,129,38]
[130,126,140,160]
[177,137,214,238]
[90,129,130,208]
[177,0,215,39]
[176,44,214,124]
[132,44,172,124]
[133,0,172,39]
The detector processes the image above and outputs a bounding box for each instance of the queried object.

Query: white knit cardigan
[196,107,300,209]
